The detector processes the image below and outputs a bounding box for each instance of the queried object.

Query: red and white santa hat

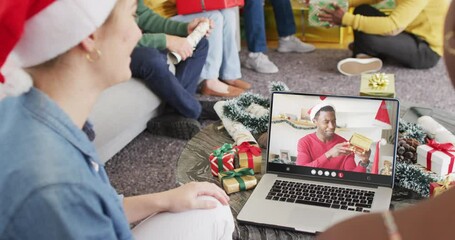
[308,102,336,121]
[0,0,116,99]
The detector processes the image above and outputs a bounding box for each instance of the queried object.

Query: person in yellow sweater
[318,0,449,76]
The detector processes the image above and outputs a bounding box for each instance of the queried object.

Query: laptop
[237,92,400,233]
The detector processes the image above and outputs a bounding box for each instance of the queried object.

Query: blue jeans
[244,0,296,53]
[171,8,242,81]
[130,38,209,119]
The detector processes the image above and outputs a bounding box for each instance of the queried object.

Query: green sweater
[136,0,188,50]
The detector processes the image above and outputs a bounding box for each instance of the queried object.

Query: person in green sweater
[131,0,217,139]
[318,0,449,76]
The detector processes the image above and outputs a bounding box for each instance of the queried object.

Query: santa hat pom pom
[0,55,33,100]
[380,138,387,146]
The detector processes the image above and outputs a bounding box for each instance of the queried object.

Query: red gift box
[176,0,244,15]
[209,143,236,176]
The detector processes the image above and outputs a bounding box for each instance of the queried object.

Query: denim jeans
[244,0,296,53]
[352,5,440,69]
[171,8,242,81]
[130,38,209,119]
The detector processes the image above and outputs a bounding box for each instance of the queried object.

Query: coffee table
[177,103,444,239]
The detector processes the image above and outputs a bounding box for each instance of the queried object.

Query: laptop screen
[266,92,400,187]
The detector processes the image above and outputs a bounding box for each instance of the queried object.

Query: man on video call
[296,103,371,172]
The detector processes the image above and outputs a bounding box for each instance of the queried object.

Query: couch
[89,78,162,164]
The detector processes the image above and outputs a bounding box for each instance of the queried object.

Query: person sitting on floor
[132,0,219,140]
[149,0,251,97]
[318,3,455,239]
[242,0,316,74]
[0,0,234,239]
[318,0,449,76]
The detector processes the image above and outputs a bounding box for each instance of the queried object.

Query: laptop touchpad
[289,207,334,232]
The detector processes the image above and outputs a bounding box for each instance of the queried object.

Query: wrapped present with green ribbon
[209,143,236,177]
[360,73,396,98]
[308,0,349,27]
[218,168,257,194]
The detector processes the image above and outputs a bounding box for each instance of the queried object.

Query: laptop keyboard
[266,180,374,213]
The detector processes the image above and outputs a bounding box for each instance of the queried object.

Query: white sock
[205,79,229,93]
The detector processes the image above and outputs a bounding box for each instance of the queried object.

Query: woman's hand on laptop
[161,182,230,213]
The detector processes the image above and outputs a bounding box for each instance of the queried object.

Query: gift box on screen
[308,0,349,27]
[430,173,455,197]
[237,142,262,173]
[417,140,455,176]
[218,168,257,194]
[360,73,396,98]
[176,0,244,15]
[209,143,236,177]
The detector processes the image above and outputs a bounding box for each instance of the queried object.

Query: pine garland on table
[222,82,290,134]
[394,161,442,198]
[398,119,427,144]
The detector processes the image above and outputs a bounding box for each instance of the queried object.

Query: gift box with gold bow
[209,143,236,177]
[218,168,257,194]
[360,73,395,98]
[430,173,455,197]
[417,139,455,176]
[237,142,262,173]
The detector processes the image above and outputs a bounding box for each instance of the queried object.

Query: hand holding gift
[308,0,349,27]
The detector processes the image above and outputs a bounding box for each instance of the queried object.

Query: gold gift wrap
[218,168,257,194]
[360,73,396,98]
[238,142,262,173]
[349,133,373,154]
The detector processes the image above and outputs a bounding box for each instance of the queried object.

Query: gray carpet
[105,48,455,197]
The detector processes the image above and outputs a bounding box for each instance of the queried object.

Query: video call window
[268,94,399,176]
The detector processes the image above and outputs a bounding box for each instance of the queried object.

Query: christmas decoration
[398,119,427,144]
[208,143,236,177]
[416,139,455,176]
[418,116,455,145]
[271,119,316,130]
[237,142,262,173]
[218,168,257,194]
[368,73,390,89]
[223,92,270,134]
[360,73,395,98]
[395,162,442,198]
[396,138,419,164]
[269,81,290,92]
[430,173,455,197]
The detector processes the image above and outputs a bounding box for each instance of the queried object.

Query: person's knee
[133,47,167,68]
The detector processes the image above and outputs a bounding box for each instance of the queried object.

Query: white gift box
[417,144,455,176]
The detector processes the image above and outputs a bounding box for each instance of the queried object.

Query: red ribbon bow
[426,139,455,174]
[237,142,261,169]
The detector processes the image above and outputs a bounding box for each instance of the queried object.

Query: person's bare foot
[200,79,244,97]
[221,79,252,90]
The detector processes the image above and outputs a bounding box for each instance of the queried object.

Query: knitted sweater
[342,0,448,55]
[136,0,187,50]
[296,133,366,173]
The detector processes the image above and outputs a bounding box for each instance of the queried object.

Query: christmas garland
[222,82,290,134]
[398,119,427,144]
[271,119,317,130]
[394,161,442,198]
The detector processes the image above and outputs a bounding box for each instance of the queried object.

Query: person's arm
[342,0,429,36]
[319,187,455,240]
[123,182,229,223]
[136,0,188,49]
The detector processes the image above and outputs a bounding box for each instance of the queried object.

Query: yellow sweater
[342,0,449,55]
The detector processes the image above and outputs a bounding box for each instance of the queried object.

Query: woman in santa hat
[0,0,233,239]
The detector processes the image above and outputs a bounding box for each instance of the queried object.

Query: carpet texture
[106,48,455,197]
